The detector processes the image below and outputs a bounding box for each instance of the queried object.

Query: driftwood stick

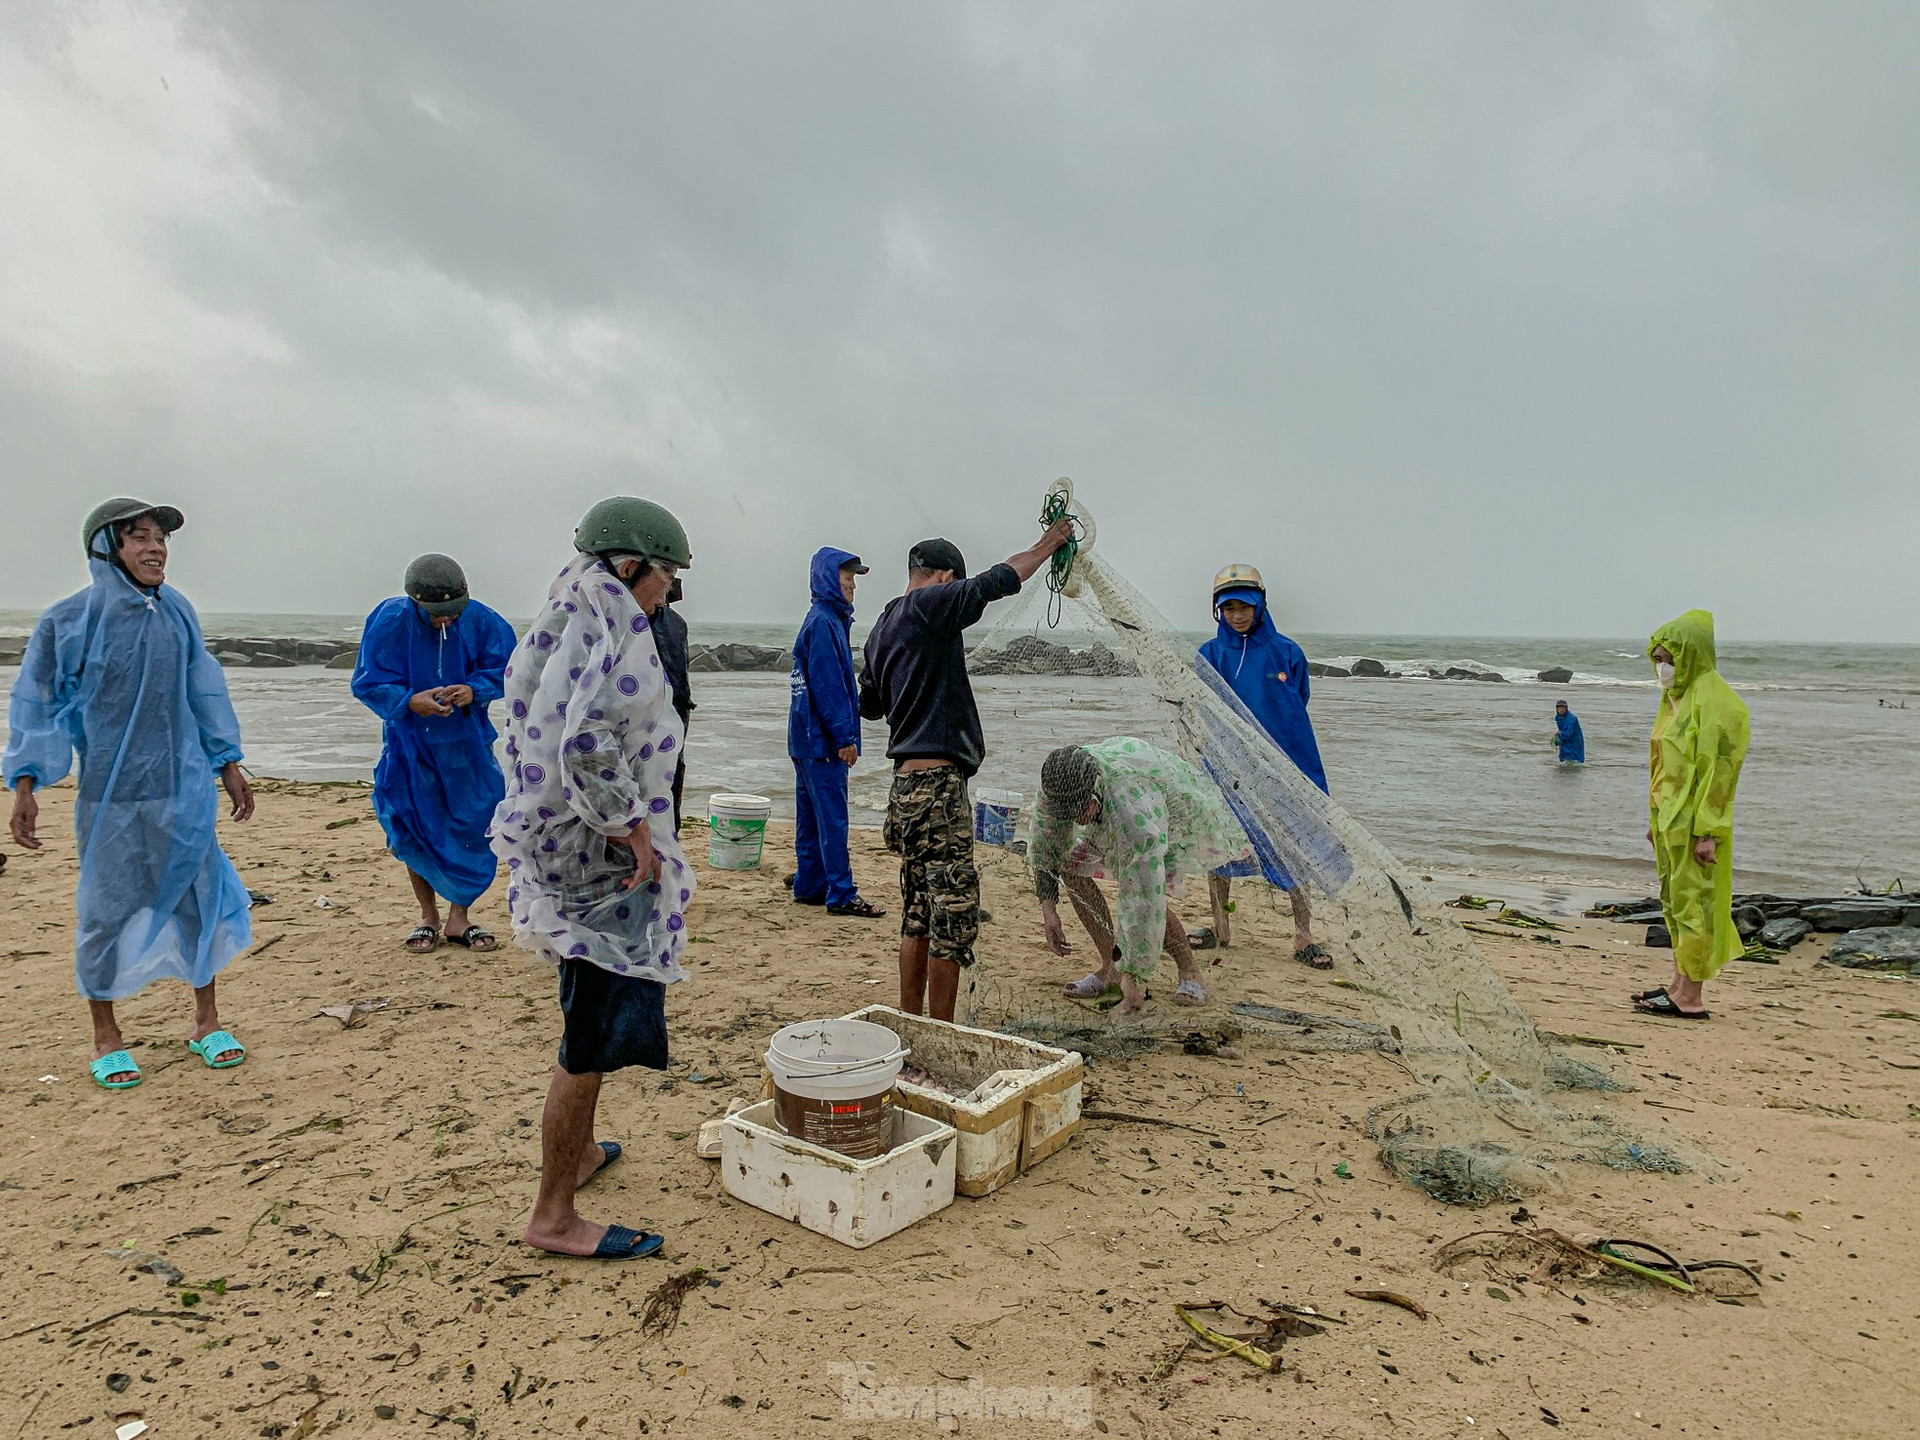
[1080,1108,1216,1136]
[1346,1287,1429,1320]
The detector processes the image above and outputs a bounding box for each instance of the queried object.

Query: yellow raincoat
[1647,610,1750,982]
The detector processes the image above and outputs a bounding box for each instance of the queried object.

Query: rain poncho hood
[490,555,694,984]
[787,547,861,761]
[2,542,251,1000]
[1196,588,1327,793]
[1028,737,1250,979]
[1554,707,1585,764]
[1646,609,1750,981]
[351,596,517,906]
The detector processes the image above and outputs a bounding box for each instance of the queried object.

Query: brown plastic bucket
[772,1085,896,1160]
[764,1018,908,1160]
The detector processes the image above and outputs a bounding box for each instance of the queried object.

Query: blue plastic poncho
[2,546,252,1001]
[350,596,517,906]
[1196,586,1328,792]
[1554,707,1586,764]
[787,546,861,761]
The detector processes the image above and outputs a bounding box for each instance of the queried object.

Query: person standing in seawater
[4,499,255,1090]
[492,496,695,1260]
[1553,700,1586,765]
[1632,610,1749,1022]
[352,554,517,954]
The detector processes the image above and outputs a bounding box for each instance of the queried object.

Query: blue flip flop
[89,1051,142,1091]
[590,1224,663,1260]
[188,1029,247,1069]
[587,1140,622,1181]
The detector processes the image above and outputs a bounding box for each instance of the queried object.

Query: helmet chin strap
[93,524,151,591]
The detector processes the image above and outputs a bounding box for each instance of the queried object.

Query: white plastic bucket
[766,1018,910,1159]
[974,787,1024,847]
[708,793,773,870]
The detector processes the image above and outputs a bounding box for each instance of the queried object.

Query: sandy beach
[2,782,1916,1438]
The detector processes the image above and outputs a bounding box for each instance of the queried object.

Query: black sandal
[446,925,498,951]
[1630,984,1669,1004]
[828,896,887,919]
[403,925,439,953]
[1294,942,1333,970]
[1633,992,1708,1020]
[1187,926,1219,951]
[585,1139,622,1182]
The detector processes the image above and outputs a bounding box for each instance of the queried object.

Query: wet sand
[0,782,1916,1437]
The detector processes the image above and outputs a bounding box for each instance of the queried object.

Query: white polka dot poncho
[490,555,694,985]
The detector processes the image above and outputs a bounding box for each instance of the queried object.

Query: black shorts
[557,959,670,1076]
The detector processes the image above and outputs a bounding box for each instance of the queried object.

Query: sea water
[3,622,1914,894]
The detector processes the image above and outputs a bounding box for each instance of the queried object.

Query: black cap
[908,538,966,580]
[841,556,871,575]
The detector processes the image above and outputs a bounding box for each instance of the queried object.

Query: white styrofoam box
[842,1006,1083,1197]
[720,1099,957,1249]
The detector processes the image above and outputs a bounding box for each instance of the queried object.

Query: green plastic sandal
[89,1050,142,1090]
[188,1030,247,1069]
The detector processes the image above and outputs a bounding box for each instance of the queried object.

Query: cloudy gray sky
[2,2,1914,639]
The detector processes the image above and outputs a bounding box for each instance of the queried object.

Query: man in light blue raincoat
[5,500,256,1090]
[352,554,516,953]
[787,547,884,918]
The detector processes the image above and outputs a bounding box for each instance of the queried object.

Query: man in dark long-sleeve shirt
[859,518,1074,1020]
[650,579,692,831]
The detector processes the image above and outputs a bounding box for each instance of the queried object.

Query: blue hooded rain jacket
[1197,586,1328,792]
[1555,707,1586,764]
[787,548,862,762]
[787,548,864,907]
[351,596,517,907]
[3,540,253,1001]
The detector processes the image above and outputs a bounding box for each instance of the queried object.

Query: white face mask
[1655,661,1677,689]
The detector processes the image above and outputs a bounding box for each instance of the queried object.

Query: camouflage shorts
[883,766,978,966]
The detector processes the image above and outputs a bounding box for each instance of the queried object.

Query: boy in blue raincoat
[5,500,256,1090]
[1193,563,1331,967]
[787,548,884,918]
[1553,701,1585,764]
[352,554,517,953]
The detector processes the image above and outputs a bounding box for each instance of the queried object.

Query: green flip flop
[89,1050,142,1091]
[188,1029,247,1069]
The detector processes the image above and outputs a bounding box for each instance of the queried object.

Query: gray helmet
[573,496,692,569]
[81,498,184,557]
[404,553,470,619]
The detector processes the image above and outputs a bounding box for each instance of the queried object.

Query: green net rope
[1039,488,1081,627]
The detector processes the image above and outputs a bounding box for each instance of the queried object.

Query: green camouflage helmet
[572,496,692,569]
[81,498,184,557]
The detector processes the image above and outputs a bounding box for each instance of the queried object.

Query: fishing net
[959,482,1704,1205]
